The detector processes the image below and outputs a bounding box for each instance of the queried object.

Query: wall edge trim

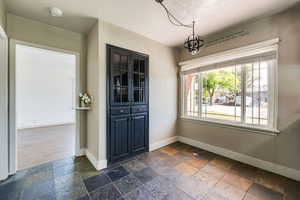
[78,148,86,156]
[0,25,8,181]
[178,136,300,182]
[85,149,107,171]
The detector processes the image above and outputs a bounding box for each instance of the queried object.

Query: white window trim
[179,38,279,71]
[181,116,279,135]
[179,38,280,134]
[0,26,9,180]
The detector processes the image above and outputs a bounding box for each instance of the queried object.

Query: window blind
[181,52,276,75]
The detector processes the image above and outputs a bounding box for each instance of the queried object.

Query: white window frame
[0,25,9,180]
[179,39,279,134]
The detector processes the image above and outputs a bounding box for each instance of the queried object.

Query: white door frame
[9,39,81,174]
[0,26,9,180]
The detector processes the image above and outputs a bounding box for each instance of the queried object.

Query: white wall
[0,0,5,30]
[85,19,178,166]
[7,14,87,148]
[95,20,178,163]
[86,22,100,159]
[16,44,76,129]
[177,4,300,172]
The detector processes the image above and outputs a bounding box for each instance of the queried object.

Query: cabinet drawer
[110,107,130,115]
[131,105,148,113]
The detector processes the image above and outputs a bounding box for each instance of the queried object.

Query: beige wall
[0,0,5,30]
[177,4,300,171]
[7,14,84,53]
[93,20,178,161]
[7,14,87,149]
[86,22,100,159]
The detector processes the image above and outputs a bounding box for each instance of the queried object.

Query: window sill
[179,116,280,136]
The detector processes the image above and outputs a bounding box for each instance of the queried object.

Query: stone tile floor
[1,142,300,200]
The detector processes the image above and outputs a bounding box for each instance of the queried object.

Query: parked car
[235,96,252,106]
[214,96,226,104]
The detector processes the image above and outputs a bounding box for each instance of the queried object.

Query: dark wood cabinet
[107,45,149,164]
[131,113,148,153]
[109,115,131,161]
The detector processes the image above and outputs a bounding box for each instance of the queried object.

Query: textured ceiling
[5,0,300,46]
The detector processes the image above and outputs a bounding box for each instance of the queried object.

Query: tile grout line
[81,175,92,200]
[112,182,123,199]
[2,143,298,200]
[84,172,112,195]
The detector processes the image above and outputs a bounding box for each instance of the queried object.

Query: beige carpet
[17,124,75,170]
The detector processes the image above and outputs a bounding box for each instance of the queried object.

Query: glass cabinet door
[110,51,130,105]
[132,57,147,104]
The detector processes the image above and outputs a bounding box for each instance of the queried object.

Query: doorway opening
[14,43,79,170]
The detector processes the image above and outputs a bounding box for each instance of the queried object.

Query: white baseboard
[17,122,75,130]
[85,149,107,171]
[178,136,300,182]
[78,135,300,182]
[77,148,86,156]
[149,136,178,151]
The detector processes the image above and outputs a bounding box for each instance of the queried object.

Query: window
[180,39,278,132]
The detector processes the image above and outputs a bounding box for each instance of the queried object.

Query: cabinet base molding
[85,150,107,171]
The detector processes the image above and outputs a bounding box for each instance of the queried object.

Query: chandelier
[155,0,205,55]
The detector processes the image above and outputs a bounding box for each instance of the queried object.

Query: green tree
[202,70,240,105]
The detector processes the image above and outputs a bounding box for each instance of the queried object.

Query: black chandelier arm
[159,2,192,28]
[155,0,204,55]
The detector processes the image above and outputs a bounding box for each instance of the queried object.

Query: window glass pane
[134,89,139,102]
[140,88,144,102]
[121,55,127,65]
[201,66,242,122]
[260,61,269,125]
[113,73,121,87]
[133,74,139,87]
[245,63,253,124]
[134,60,139,73]
[140,75,145,87]
[121,87,128,102]
[121,71,128,86]
[235,65,242,121]
[182,56,274,129]
[120,56,128,71]
[245,61,269,126]
[253,62,260,125]
[140,60,145,73]
[114,87,121,103]
[112,62,121,87]
[112,54,120,65]
[184,74,199,117]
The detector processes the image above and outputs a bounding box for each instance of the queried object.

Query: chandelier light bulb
[184,21,205,55]
[191,50,198,56]
[49,7,63,17]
